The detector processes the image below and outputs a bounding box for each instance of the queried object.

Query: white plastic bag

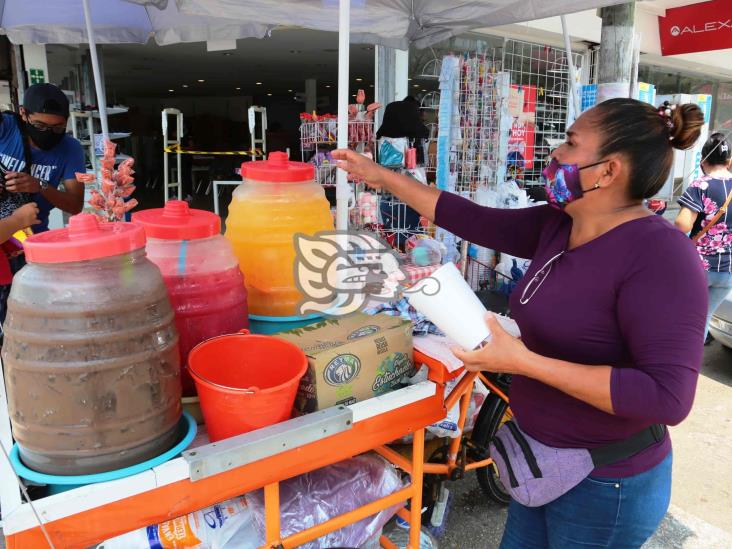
[403,368,489,440]
[98,497,259,549]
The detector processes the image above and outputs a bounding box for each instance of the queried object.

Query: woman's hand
[452,313,533,375]
[10,202,40,229]
[5,172,42,194]
[331,149,388,190]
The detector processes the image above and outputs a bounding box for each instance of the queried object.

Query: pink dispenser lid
[132,200,220,240]
[24,214,146,264]
[240,151,314,183]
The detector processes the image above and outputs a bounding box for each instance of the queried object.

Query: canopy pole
[335,0,350,231]
[560,15,580,122]
[81,0,109,144]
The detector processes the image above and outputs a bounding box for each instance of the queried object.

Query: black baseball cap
[23,83,69,118]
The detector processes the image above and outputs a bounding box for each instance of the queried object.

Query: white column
[375,46,409,128]
[335,0,350,232]
[21,44,48,87]
[394,48,409,102]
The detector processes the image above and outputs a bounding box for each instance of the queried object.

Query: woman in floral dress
[676,132,732,343]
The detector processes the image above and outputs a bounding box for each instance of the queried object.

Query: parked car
[709,293,732,349]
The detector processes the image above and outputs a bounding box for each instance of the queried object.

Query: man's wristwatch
[38,179,49,192]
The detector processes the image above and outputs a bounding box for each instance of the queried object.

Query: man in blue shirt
[0,83,85,232]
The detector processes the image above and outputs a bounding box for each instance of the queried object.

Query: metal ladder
[248,105,268,157]
[162,108,183,202]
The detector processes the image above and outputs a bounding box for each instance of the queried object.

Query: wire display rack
[501,39,587,185]
[465,256,519,295]
[453,52,508,200]
[300,118,376,186]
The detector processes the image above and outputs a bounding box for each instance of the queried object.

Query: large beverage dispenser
[2,214,181,475]
[132,200,249,397]
[225,152,334,332]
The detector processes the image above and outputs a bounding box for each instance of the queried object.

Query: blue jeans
[499,452,672,549]
[707,271,732,339]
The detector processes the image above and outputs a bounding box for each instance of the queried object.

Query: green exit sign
[29,69,45,85]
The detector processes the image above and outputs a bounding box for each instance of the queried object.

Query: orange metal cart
[0,357,449,549]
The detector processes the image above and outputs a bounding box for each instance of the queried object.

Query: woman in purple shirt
[333,98,707,548]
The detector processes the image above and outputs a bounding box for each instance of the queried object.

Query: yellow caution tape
[163,143,264,157]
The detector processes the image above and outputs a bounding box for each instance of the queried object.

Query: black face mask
[24,120,65,150]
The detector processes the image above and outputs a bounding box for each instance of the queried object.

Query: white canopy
[0,0,627,229]
[0,0,272,46]
[177,0,626,49]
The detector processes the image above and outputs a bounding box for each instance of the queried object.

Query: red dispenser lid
[131,200,220,240]
[240,151,314,182]
[24,214,146,264]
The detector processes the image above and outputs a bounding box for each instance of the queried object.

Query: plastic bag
[97,497,259,549]
[497,179,528,209]
[409,238,445,267]
[247,454,405,549]
[378,137,407,167]
[400,368,488,440]
[382,521,438,549]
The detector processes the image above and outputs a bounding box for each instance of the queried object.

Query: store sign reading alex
[658,0,732,55]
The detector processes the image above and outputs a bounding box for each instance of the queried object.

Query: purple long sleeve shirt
[435,192,707,477]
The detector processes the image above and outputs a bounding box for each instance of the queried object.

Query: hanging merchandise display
[300,92,380,187]
[225,152,334,324]
[132,200,249,397]
[433,52,511,265]
[2,214,181,475]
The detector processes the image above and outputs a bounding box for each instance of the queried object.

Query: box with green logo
[275,312,414,414]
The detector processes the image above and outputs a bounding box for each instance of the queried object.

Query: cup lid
[24,214,146,264]
[240,151,314,182]
[131,200,220,240]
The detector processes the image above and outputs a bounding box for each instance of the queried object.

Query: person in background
[0,201,39,345]
[675,132,732,344]
[0,83,85,344]
[334,98,706,548]
[0,83,85,233]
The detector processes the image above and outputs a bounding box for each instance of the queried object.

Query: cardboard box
[275,313,415,413]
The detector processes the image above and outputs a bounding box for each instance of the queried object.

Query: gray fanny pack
[489,420,666,507]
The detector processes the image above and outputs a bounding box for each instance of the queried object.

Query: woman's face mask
[542,158,608,209]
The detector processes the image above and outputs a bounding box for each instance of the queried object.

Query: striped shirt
[678,176,732,273]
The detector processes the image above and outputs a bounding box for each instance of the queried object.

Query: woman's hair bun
[669,103,704,151]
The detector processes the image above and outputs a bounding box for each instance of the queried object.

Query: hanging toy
[365,102,382,120]
[358,192,378,225]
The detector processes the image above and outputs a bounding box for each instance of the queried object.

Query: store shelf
[92,107,129,117]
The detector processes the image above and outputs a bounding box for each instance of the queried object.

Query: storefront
[403,0,732,195]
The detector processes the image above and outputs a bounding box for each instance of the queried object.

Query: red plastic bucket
[188,330,308,441]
